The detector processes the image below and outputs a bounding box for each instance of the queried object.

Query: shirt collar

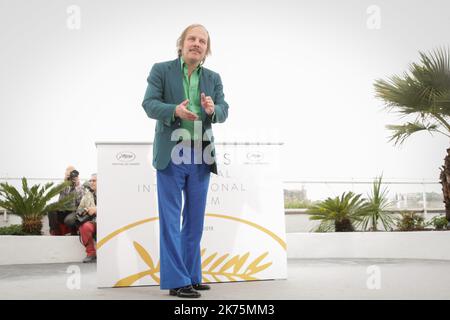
[180,57,202,74]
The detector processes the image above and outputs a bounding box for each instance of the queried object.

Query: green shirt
[171,57,216,139]
[180,57,202,140]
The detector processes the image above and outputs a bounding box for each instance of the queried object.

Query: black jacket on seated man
[48,184,83,235]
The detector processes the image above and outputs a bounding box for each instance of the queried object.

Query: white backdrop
[96,142,287,288]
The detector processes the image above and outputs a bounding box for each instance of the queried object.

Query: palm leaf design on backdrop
[114,242,273,287]
[115,242,160,287]
[200,249,272,282]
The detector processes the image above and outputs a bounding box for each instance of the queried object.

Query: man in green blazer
[142,24,229,298]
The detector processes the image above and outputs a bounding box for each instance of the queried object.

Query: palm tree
[440,147,450,225]
[374,47,450,223]
[0,178,76,235]
[358,175,395,231]
[307,192,371,232]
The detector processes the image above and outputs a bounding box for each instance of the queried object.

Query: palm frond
[312,220,335,232]
[0,182,26,214]
[374,47,450,144]
[0,179,75,219]
[307,192,370,231]
[357,175,396,231]
[386,121,439,146]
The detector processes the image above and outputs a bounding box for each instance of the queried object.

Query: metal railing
[283,178,444,214]
[0,177,445,215]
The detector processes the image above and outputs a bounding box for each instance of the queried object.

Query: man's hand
[201,93,215,115]
[86,207,97,216]
[175,99,198,121]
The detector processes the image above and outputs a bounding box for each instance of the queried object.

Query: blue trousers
[157,146,211,290]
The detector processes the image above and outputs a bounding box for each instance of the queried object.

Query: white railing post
[0,208,8,223]
[422,182,428,215]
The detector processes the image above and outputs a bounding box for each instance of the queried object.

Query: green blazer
[142,58,229,174]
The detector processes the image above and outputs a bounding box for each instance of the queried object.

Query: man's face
[181,27,208,65]
[89,176,97,192]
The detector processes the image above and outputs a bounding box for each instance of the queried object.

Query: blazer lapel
[169,58,185,104]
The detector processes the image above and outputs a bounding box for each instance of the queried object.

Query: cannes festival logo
[246,152,264,163]
[116,151,136,162]
[97,214,287,287]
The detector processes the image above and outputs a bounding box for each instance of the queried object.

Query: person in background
[74,173,97,263]
[48,165,83,235]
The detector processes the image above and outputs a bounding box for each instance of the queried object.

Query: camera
[68,170,79,181]
[67,170,79,186]
[75,209,94,226]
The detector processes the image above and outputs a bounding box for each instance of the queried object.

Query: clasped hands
[174,93,214,120]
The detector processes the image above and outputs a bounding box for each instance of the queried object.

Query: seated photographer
[74,173,97,263]
[47,166,84,235]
